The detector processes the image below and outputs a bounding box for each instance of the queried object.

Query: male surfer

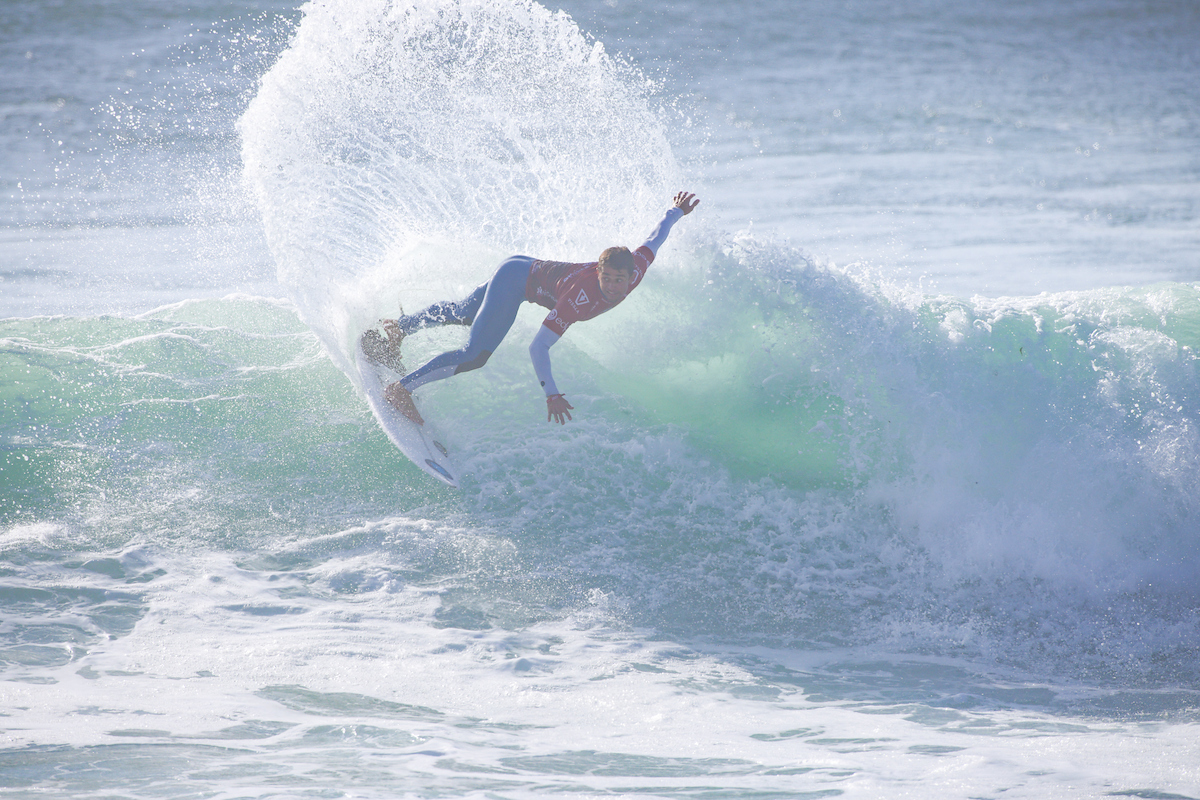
[363,191,699,426]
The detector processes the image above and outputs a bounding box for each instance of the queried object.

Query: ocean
[2,0,1199,797]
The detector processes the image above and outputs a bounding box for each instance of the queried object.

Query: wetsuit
[393,205,685,397]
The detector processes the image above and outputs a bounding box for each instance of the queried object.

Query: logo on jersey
[575,289,589,306]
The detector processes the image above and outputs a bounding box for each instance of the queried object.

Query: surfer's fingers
[673,191,699,214]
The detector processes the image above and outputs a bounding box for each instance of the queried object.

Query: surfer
[363,191,699,426]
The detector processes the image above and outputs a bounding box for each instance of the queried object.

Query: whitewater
[2,0,1199,797]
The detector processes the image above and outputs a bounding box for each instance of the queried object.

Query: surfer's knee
[453,349,492,374]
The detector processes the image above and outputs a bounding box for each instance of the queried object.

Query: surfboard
[355,332,459,489]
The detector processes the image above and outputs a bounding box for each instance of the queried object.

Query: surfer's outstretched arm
[640,191,700,256]
[529,326,573,424]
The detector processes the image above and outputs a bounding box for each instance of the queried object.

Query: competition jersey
[524,245,655,336]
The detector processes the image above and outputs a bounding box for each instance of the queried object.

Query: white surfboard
[355,333,459,489]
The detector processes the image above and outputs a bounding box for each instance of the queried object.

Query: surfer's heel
[383,381,425,426]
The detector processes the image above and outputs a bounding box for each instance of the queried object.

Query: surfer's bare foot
[384,381,424,425]
[361,323,405,372]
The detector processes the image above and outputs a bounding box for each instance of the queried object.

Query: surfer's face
[597,265,633,302]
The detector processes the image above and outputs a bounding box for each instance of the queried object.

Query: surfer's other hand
[546,394,574,425]
[673,191,699,214]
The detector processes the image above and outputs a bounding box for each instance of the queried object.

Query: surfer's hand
[546,394,574,425]
[673,191,699,215]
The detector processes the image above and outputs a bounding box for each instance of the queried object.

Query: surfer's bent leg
[400,256,533,392]
[393,284,488,336]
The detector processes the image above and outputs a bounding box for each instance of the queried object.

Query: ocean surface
[3,0,1199,797]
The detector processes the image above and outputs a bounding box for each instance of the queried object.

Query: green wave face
[4,269,1199,686]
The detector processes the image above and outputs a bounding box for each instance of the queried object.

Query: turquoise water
[4,284,1199,796]
[3,0,1200,797]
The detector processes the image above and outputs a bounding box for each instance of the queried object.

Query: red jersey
[524,245,655,336]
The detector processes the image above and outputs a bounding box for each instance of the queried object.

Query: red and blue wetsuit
[394,205,684,397]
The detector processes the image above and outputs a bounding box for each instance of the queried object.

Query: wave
[233,0,1199,567]
[4,267,1199,686]
[9,0,1198,690]
[230,0,1198,683]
